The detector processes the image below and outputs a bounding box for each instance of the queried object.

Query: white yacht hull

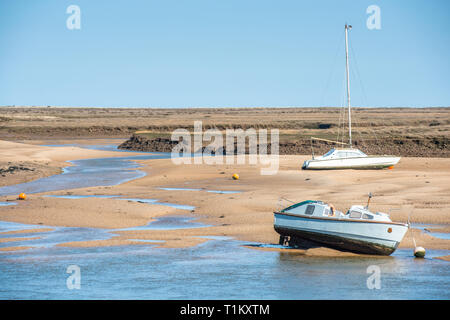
[274,212,408,255]
[302,156,400,170]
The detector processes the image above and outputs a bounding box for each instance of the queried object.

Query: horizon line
[1,105,449,109]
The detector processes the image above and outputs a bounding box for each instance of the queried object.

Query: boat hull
[302,156,400,170]
[274,212,408,255]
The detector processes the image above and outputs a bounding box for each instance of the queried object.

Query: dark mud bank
[118,134,449,157]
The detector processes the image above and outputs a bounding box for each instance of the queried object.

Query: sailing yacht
[302,25,401,170]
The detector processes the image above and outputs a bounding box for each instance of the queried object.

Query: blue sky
[0,0,449,108]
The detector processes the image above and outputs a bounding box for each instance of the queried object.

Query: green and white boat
[274,198,408,255]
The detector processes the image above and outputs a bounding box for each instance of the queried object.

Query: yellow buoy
[18,193,27,200]
[232,173,239,180]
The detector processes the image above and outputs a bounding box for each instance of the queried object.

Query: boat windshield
[323,149,335,157]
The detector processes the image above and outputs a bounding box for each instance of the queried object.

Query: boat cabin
[316,148,367,160]
[281,200,344,218]
[280,201,392,222]
[346,205,391,222]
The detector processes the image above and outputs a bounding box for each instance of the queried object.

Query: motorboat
[302,24,401,170]
[274,196,409,255]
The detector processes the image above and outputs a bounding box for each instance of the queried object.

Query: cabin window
[349,211,362,219]
[348,152,360,158]
[305,205,315,215]
[362,213,374,220]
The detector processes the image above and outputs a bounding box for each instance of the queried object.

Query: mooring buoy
[414,246,426,258]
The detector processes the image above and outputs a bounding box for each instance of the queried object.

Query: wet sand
[436,255,450,262]
[0,246,33,252]
[0,141,449,256]
[0,228,54,235]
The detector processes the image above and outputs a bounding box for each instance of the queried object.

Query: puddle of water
[43,195,196,211]
[117,198,158,204]
[0,202,18,206]
[429,233,450,240]
[155,203,195,211]
[117,216,210,231]
[0,221,51,233]
[117,198,195,211]
[158,187,203,191]
[412,223,450,240]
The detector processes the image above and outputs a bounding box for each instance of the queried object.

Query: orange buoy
[232,173,239,180]
[18,193,27,200]
[388,166,394,170]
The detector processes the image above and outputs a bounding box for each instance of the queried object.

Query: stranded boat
[274,196,408,255]
[302,24,400,170]
[302,146,400,170]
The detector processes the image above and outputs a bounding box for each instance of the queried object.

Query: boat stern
[391,156,401,166]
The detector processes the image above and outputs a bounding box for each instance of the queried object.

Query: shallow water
[44,195,196,211]
[117,216,210,231]
[0,146,172,197]
[0,143,449,299]
[0,214,208,250]
[1,234,449,299]
[118,198,196,211]
[157,187,203,191]
[412,223,450,240]
[0,202,17,206]
[0,221,51,233]
[0,221,113,249]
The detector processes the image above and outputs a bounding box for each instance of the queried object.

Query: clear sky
[0,0,449,108]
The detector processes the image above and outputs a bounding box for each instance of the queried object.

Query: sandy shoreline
[0,140,449,256]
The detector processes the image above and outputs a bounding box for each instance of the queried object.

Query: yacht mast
[345,24,352,147]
